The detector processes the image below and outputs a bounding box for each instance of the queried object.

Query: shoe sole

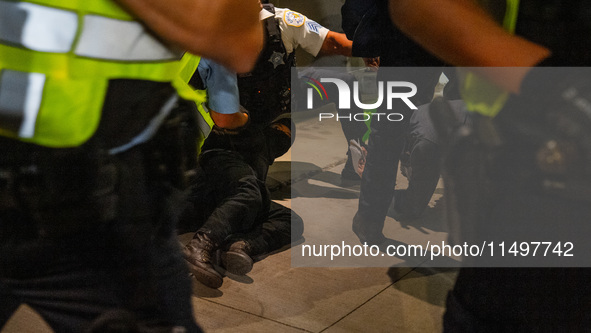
[186,261,223,289]
[221,251,253,276]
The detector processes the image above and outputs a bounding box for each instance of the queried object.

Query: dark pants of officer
[356,68,441,236]
[179,122,303,254]
[0,139,200,332]
[440,112,591,331]
[396,137,441,218]
[443,196,591,331]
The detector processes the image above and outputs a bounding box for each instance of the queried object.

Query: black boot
[183,232,223,289]
[221,240,254,276]
[221,232,270,276]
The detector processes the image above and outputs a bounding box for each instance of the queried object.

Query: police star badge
[268,51,285,68]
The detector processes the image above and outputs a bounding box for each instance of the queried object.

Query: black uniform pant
[396,137,441,218]
[441,113,591,332]
[356,68,441,232]
[0,138,200,332]
[443,197,591,332]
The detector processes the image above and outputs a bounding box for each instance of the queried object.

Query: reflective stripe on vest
[461,0,520,118]
[175,53,213,150]
[196,96,213,142]
[0,0,179,60]
[0,0,190,147]
[0,70,44,138]
[0,0,183,79]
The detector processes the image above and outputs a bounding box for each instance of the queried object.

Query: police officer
[341,0,446,245]
[389,0,591,330]
[243,1,367,181]
[0,0,262,332]
[181,2,354,289]
[238,1,356,174]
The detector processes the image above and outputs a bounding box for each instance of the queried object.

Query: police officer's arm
[388,0,550,93]
[197,59,249,130]
[318,31,353,57]
[114,0,263,73]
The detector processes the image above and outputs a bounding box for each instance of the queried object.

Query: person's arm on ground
[388,0,550,93]
[114,0,263,73]
[318,31,353,57]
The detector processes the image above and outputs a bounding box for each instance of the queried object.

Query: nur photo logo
[304,76,417,122]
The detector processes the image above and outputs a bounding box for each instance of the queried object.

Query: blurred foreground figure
[0,0,261,331]
[389,0,591,331]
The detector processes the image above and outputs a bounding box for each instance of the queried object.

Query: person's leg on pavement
[217,111,300,275]
[177,159,220,235]
[222,201,304,275]
[182,150,268,288]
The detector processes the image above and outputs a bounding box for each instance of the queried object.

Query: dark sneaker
[392,190,422,221]
[352,212,386,246]
[221,240,254,276]
[341,162,361,181]
[183,233,223,289]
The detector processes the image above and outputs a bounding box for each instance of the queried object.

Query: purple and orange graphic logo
[302,76,329,108]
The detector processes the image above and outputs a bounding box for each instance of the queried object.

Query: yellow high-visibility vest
[177,52,214,152]
[0,0,204,147]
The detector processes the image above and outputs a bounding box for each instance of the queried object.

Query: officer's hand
[363,57,380,72]
[210,108,250,133]
[495,67,591,187]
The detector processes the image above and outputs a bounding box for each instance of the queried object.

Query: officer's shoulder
[275,8,308,28]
